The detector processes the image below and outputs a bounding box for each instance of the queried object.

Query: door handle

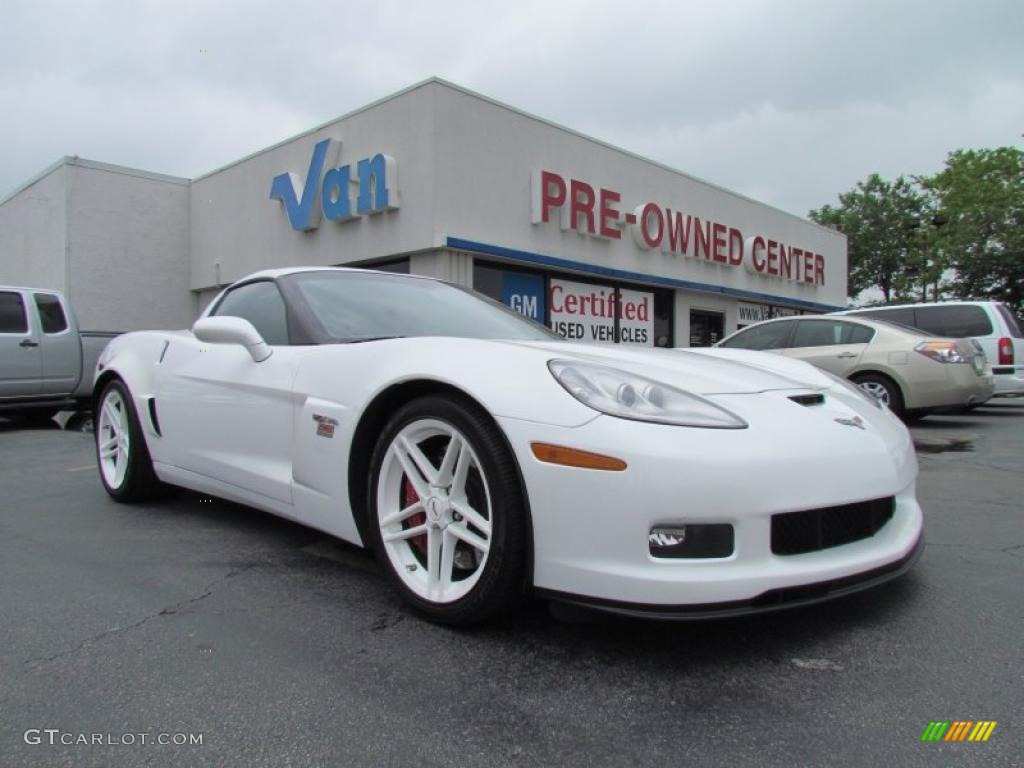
[19,339,39,348]
[836,351,857,359]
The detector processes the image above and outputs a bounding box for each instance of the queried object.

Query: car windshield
[284,270,560,343]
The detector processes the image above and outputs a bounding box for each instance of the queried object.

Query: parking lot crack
[22,564,256,668]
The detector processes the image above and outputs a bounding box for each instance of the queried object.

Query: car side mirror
[192,316,273,362]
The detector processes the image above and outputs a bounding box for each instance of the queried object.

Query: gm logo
[500,272,545,323]
[921,720,997,742]
[270,138,399,231]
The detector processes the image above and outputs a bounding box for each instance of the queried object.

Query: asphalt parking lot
[1,402,1021,767]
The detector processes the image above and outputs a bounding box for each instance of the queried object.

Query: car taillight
[998,337,1014,365]
[915,341,967,364]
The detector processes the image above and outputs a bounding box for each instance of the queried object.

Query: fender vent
[789,393,825,407]
[146,397,162,436]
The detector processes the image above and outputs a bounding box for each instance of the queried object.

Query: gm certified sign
[270,138,399,231]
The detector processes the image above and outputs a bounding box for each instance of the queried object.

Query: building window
[472,260,673,347]
[473,262,546,324]
[690,309,725,347]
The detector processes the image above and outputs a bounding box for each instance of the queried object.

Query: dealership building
[0,78,846,347]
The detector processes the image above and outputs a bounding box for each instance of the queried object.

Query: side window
[720,320,794,350]
[791,320,847,348]
[212,281,290,345]
[914,305,993,337]
[995,304,1023,338]
[34,294,68,334]
[0,291,29,334]
[843,322,875,344]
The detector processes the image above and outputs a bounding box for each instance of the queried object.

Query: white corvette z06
[93,268,923,624]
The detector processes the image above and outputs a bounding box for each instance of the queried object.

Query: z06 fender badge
[834,415,866,430]
[312,413,339,438]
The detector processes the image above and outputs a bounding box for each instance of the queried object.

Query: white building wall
[189,83,440,293]
[66,161,193,331]
[429,83,847,311]
[410,249,473,286]
[0,161,69,292]
[1,79,849,341]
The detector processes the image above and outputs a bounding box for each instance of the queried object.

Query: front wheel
[95,380,161,501]
[367,396,527,625]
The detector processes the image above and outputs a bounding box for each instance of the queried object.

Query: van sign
[270,138,399,231]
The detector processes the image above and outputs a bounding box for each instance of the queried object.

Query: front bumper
[538,532,924,620]
[992,365,1024,396]
[498,387,923,609]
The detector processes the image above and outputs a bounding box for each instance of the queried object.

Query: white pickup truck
[0,286,120,422]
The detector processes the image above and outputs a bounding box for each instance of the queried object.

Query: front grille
[771,497,895,555]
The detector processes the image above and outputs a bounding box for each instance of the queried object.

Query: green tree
[925,147,1024,311]
[810,174,927,303]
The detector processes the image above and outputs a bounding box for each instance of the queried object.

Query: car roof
[238,266,438,282]
[0,285,65,294]
[729,314,928,337]
[836,300,1000,312]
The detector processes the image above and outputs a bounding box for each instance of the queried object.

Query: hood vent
[789,393,825,407]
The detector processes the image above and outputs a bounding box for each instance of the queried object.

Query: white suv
[837,301,1024,397]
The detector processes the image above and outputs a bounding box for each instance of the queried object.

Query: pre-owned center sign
[532,170,825,287]
[549,278,653,346]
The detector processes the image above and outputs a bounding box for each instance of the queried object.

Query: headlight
[821,370,884,410]
[915,341,966,364]
[547,360,747,429]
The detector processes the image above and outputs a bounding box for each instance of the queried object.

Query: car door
[0,290,42,398]
[156,280,299,505]
[33,293,80,395]
[783,319,873,376]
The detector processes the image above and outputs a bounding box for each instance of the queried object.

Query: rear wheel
[367,396,526,625]
[95,380,161,501]
[852,373,906,420]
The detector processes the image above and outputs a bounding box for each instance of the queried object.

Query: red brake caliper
[403,478,428,555]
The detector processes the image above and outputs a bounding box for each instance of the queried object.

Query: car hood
[507,341,833,395]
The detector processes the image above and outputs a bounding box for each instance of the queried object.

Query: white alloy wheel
[857,380,891,406]
[376,418,493,604]
[97,388,131,490]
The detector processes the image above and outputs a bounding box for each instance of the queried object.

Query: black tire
[903,410,927,424]
[367,395,527,625]
[95,379,162,502]
[851,372,906,420]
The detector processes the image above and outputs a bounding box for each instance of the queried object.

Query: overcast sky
[1,0,1021,217]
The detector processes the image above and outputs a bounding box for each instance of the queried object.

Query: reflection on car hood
[509,341,832,395]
